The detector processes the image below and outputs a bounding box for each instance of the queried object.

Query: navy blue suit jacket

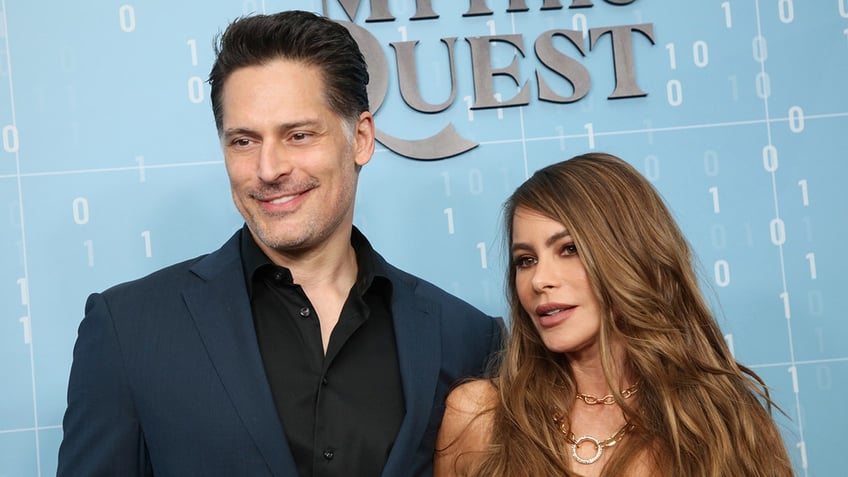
[57,230,502,477]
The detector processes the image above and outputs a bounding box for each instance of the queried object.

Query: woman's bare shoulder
[435,380,498,477]
[445,379,498,414]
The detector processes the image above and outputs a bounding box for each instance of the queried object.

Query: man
[57,10,502,477]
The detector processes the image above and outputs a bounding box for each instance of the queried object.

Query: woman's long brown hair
[464,153,793,476]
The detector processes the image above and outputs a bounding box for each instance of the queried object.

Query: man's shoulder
[100,231,240,299]
[100,254,208,299]
[357,228,485,316]
[381,260,495,322]
[383,261,455,300]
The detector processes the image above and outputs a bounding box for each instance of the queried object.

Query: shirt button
[299,307,311,318]
[273,271,284,282]
[323,449,334,460]
[322,377,328,386]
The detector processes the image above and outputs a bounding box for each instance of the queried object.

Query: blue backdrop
[1,1,846,475]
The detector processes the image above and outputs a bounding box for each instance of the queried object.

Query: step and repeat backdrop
[1,0,846,475]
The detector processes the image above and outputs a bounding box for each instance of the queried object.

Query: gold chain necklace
[552,412,633,465]
[575,382,639,405]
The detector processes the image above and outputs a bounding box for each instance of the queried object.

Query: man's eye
[233,138,252,147]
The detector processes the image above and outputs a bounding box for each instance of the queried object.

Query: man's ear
[354,111,375,167]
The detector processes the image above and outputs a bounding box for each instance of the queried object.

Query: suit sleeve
[485,316,506,376]
[57,293,152,477]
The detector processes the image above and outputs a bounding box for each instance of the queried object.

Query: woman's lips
[535,303,575,328]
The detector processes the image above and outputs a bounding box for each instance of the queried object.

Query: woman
[435,153,794,476]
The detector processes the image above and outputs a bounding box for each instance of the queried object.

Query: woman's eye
[513,256,537,269]
[562,243,578,256]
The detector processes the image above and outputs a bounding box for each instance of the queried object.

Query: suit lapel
[381,273,441,476]
[183,232,296,477]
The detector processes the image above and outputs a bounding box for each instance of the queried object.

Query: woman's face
[511,207,602,356]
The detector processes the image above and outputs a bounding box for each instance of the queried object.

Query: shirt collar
[239,224,391,299]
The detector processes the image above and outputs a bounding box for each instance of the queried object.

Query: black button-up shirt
[241,226,405,477]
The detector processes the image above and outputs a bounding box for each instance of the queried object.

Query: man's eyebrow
[222,120,322,139]
[221,127,256,139]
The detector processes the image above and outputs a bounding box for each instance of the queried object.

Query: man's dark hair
[208,10,370,134]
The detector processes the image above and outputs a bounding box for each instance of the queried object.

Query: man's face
[220,59,374,262]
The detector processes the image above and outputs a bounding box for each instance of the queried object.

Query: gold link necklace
[551,382,639,464]
[575,382,639,405]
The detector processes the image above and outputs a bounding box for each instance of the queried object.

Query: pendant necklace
[553,414,633,465]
